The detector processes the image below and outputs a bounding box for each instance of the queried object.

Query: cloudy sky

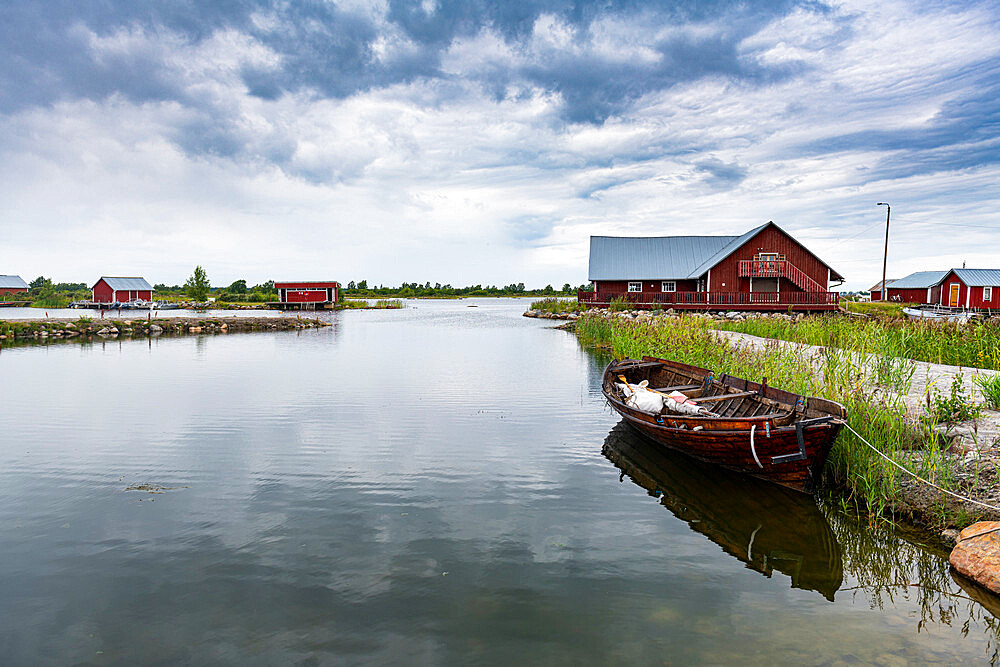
[2,0,998,290]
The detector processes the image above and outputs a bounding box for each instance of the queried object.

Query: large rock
[949,521,1000,594]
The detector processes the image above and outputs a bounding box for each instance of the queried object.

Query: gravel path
[712,329,1000,452]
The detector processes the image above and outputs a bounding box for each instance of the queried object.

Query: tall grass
[529,297,582,314]
[576,313,963,523]
[714,314,1000,370]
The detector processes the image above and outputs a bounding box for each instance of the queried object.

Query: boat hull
[602,358,845,493]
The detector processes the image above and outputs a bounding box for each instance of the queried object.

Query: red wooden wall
[709,226,830,293]
[940,273,998,308]
[595,279,699,294]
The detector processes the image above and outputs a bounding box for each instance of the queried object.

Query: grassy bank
[714,314,1000,370]
[528,297,584,314]
[575,313,965,526]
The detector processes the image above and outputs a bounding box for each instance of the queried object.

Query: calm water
[1,298,997,664]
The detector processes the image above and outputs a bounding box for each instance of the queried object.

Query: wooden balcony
[738,260,824,292]
[577,290,839,311]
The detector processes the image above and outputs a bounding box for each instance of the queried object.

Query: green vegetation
[976,374,1000,410]
[341,280,586,299]
[529,297,583,314]
[372,299,404,309]
[24,276,90,307]
[608,296,629,312]
[184,266,211,302]
[922,374,982,426]
[714,314,1000,370]
[842,300,910,318]
[574,313,973,525]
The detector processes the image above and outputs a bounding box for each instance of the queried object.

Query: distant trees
[228,279,247,294]
[185,266,211,301]
[338,281,578,297]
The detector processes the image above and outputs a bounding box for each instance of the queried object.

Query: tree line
[22,269,587,306]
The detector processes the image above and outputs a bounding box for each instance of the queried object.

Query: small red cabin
[582,221,843,311]
[274,281,339,306]
[939,269,1000,309]
[0,275,29,298]
[92,276,154,304]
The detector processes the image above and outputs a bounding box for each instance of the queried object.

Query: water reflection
[602,421,843,600]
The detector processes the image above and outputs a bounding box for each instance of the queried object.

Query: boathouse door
[950,283,960,307]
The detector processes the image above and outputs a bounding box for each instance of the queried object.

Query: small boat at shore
[902,305,974,323]
[602,357,846,493]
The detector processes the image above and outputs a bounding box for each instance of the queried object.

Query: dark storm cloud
[2,0,805,117]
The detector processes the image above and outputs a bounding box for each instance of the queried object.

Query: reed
[575,313,965,523]
[372,299,404,309]
[714,315,1000,370]
[529,297,583,314]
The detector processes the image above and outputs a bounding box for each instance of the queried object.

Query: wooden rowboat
[602,356,846,493]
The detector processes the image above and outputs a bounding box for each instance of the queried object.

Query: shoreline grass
[528,297,583,314]
[714,314,1000,370]
[575,313,967,526]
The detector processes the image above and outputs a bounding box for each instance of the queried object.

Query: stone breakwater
[0,316,330,343]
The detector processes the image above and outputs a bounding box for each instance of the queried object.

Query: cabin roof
[883,271,948,289]
[868,279,899,292]
[0,275,28,289]
[951,268,1000,287]
[94,276,153,291]
[588,234,738,280]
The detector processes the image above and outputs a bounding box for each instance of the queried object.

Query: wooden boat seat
[690,390,757,404]
[614,361,663,371]
[650,383,701,393]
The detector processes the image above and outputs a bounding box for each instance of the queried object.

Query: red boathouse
[274,281,339,309]
[92,276,154,304]
[581,221,843,311]
[0,275,29,298]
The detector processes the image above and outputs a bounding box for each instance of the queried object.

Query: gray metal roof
[868,279,898,292]
[0,275,28,289]
[687,223,770,278]
[588,234,737,281]
[952,268,1000,286]
[95,276,153,291]
[884,271,948,289]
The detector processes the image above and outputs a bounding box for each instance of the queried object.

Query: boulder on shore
[949,521,1000,594]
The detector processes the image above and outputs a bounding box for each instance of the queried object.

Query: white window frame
[661,281,676,293]
[627,282,642,293]
[985,286,993,302]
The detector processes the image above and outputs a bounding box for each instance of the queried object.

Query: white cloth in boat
[616,381,713,416]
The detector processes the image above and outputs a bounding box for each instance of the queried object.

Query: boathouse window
[661,281,676,292]
[985,286,993,302]
[628,282,642,292]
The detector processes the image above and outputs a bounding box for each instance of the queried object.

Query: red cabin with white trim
[92,276,154,304]
[274,281,339,304]
[939,269,1000,309]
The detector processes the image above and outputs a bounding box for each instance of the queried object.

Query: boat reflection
[603,421,844,601]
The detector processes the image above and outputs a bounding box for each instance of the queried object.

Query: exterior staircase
[738,260,825,292]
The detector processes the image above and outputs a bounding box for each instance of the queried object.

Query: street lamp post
[877,202,891,302]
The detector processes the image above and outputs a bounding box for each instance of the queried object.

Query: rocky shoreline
[0,316,330,344]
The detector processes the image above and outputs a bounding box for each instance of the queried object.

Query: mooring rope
[834,419,1000,515]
